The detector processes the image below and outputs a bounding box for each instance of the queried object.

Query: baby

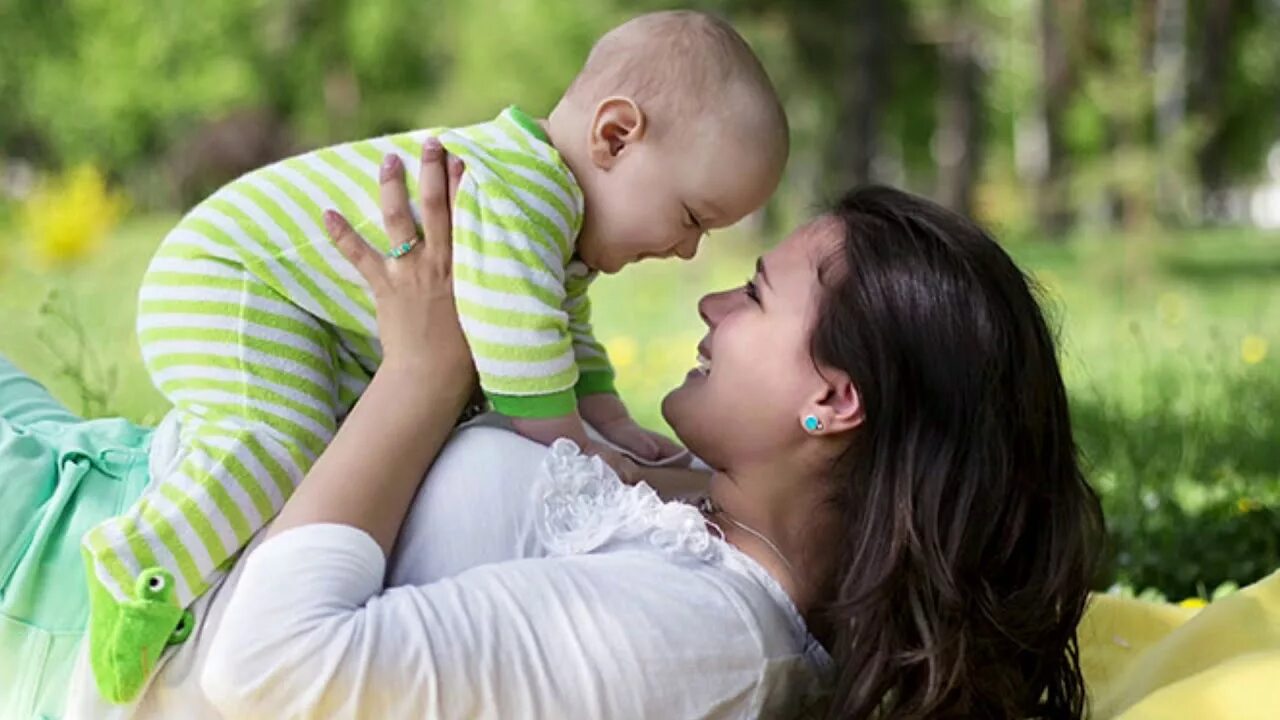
[82,10,788,702]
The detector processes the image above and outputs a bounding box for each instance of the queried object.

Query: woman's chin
[661,371,705,418]
[661,382,710,460]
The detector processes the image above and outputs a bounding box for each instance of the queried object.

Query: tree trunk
[831,0,889,189]
[1153,0,1187,222]
[935,0,985,217]
[1192,0,1234,220]
[1033,0,1076,236]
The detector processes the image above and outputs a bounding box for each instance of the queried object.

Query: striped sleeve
[564,266,617,397]
[446,166,578,418]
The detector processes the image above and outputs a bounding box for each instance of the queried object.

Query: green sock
[84,557,192,704]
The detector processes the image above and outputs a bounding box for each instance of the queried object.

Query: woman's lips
[697,339,712,360]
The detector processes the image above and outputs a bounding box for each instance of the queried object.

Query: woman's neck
[707,464,837,616]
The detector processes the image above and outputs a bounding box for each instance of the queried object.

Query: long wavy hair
[810,187,1105,718]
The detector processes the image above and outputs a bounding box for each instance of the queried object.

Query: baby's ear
[588,96,646,169]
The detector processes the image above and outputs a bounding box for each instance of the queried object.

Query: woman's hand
[267,139,476,554]
[322,138,471,381]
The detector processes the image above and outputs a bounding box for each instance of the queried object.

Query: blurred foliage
[2,216,1276,599]
[34,288,120,418]
[2,0,1278,226]
[1075,358,1280,597]
[1,0,1279,601]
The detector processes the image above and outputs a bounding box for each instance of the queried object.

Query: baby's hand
[583,441,641,485]
[577,393,688,465]
[595,417,688,464]
[508,413,648,482]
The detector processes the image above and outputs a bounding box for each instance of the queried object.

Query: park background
[0,0,1277,603]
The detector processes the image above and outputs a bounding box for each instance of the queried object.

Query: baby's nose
[674,235,701,260]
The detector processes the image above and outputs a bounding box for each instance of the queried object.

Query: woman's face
[662,216,840,471]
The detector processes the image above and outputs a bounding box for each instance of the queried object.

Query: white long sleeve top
[68,426,831,719]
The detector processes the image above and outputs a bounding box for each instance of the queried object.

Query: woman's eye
[743,279,760,303]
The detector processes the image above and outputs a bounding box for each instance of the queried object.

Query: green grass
[1011,231,1280,597]
[1,214,1277,597]
[0,215,173,424]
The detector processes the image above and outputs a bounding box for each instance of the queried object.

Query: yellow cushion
[1080,568,1280,718]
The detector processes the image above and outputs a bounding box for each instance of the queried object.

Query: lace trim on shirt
[535,439,720,563]
[534,439,834,675]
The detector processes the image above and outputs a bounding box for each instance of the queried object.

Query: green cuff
[488,388,577,418]
[574,369,617,398]
[506,106,550,144]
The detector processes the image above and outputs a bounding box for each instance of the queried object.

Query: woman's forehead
[766,215,841,282]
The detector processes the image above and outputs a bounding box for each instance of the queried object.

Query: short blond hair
[566,11,787,149]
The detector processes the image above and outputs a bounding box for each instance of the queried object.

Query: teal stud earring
[803,415,823,433]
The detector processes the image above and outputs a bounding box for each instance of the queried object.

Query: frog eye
[168,609,196,645]
[136,568,174,598]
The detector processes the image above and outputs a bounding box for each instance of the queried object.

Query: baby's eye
[684,208,702,230]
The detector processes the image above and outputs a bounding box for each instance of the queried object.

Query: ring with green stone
[387,237,419,259]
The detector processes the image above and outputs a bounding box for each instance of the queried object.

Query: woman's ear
[801,370,864,435]
[587,96,646,170]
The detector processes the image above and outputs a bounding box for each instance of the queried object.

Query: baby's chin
[575,245,626,274]
[589,258,624,274]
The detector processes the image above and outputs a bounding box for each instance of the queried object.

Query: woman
[201,141,1104,718]
[14,142,1103,719]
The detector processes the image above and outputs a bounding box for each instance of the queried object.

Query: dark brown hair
[811,187,1105,718]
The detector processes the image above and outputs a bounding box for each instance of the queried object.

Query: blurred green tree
[2,0,1279,229]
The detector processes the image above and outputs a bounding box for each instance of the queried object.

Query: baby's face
[575,130,782,274]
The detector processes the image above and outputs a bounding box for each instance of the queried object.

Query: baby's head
[548,11,788,273]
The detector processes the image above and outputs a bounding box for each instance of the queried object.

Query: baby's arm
[561,269,686,464]
[510,412,593,450]
[510,411,639,482]
[578,393,685,463]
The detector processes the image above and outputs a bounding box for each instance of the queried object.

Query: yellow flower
[1178,597,1208,610]
[605,335,638,371]
[22,164,127,267]
[1236,498,1263,514]
[1241,335,1268,365]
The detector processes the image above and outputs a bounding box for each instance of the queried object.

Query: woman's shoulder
[397,424,831,664]
[431,547,826,718]
[533,440,828,663]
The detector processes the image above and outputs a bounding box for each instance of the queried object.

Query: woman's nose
[697,289,737,327]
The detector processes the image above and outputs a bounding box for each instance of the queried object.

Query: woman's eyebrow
[756,257,772,289]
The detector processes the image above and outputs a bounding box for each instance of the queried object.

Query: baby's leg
[81,246,343,702]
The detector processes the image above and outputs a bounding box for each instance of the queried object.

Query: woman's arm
[265,139,472,555]
[203,525,767,719]
[201,140,774,720]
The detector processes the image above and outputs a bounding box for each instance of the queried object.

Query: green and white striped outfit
[81,107,615,702]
